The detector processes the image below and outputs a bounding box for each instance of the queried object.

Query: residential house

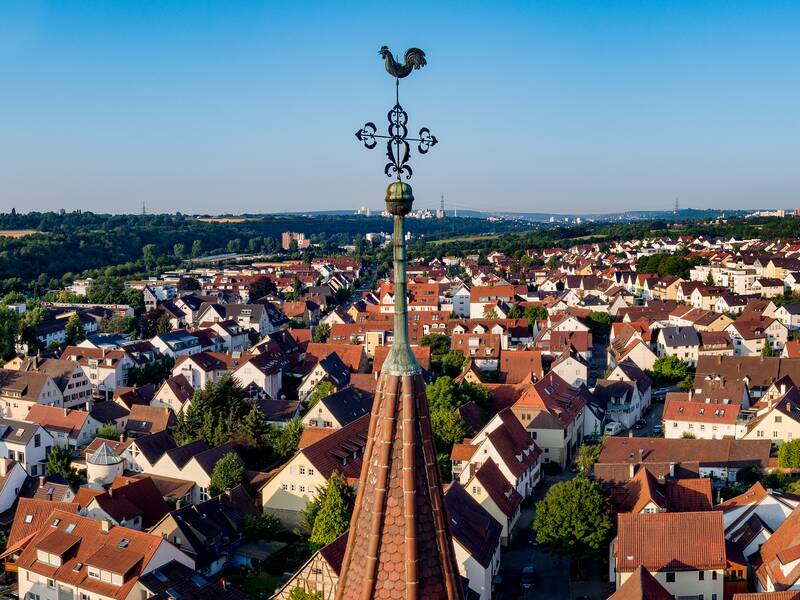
[511,371,588,468]
[16,510,195,600]
[444,482,502,600]
[455,408,542,499]
[655,326,701,367]
[61,346,134,397]
[0,418,53,477]
[0,459,27,513]
[271,533,348,600]
[151,375,194,414]
[612,512,725,599]
[302,387,371,429]
[76,476,171,531]
[0,370,64,420]
[462,458,522,546]
[663,394,741,440]
[726,318,788,356]
[150,330,203,358]
[261,414,368,526]
[26,405,102,449]
[18,358,93,410]
[148,485,259,576]
[593,437,772,484]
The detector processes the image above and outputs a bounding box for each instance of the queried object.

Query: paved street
[495,473,608,600]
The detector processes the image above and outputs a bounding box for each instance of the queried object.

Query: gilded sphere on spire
[385,180,414,215]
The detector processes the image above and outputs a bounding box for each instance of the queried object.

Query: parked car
[633,419,647,430]
[604,421,623,436]
[652,424,662,435]
[527,530,539,547]
[521,566,536,589]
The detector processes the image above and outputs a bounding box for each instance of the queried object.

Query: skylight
[24,514,33,524]
[65,523,76,534]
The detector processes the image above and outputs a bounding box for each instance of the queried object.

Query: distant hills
[280,207,751,222]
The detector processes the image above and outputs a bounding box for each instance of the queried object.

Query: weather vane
[355,46,438,179]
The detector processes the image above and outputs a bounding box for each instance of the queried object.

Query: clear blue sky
[1,1,799,215]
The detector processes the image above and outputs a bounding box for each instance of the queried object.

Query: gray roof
[318,387,372,427]
[0,418,44,445]
[659,326,700,348]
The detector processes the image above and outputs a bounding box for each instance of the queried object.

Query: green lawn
[229,572,282,598]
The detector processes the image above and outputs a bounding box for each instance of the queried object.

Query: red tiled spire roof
[335,179,463,599]
[335,373,463,599]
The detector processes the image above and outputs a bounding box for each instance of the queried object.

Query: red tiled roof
[663,397,740,425]
[499,350,543,384]
[616,511,725,572]
[372,345,431,373]
[665,478,713,512]
[610,566,674,600]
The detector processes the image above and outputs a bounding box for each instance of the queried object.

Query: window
[712,595,718,600]
[666,572,675,583]
[282,484,288,491]
[308,468,315,476]
[299,466,305,475]
[81,594,89,600]
[47,579,55,589]
[712,571,718,580]
[34,434,40,448]
[699,571,704,580]
[27,594,41,600]
[776,416,783,423]
[472,486,481,494]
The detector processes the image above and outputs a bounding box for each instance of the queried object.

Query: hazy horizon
[2,1,799,215]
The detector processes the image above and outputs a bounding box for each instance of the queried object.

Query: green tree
[94,423,119,441]
[241,406,271,450]
[427,376,460,412]
[313,323,331,343]
[524,305,548,323]
[173,243,185,260]
[209,452,246,497]
[267,417,303,462]
[0,307,20,359]
[705,272,715,286]
[778,439,800,468]
[18,306,48,352]
[156,311,173,334]
[64,313,85,346]
[306,380,335,412]
[483,307,499,319]
[681,431,697,439]
[585,312,612,338]
[243,513,282,540]
[249,276,276,301]
[506,304,523,319]
[647,355,689,385]
[460,381,493,413]
[309,471,355,548]
[533,476,612,575]
[430,409,470,451]
[47,444,73,478]
[441,351,466,377]
[288,588,324,600]
[191,239,202,258]
[226,238,241,253]
[142,244,157,269]
[762,342,776,357]
[420,333,451,358]
[576,439,604,474]
[174,375,250,446]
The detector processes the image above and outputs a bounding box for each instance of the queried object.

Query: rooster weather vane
[355,46,438,180]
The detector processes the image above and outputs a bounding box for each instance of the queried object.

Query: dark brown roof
[444,482,502,569]
[617,511,725,572]
[474,458,522,518]
[302,413,369,480]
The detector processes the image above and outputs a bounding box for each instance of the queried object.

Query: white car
[604,421,623,436]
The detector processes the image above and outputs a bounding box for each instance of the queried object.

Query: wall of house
[453,540,494,600]
[617,568,724,600]
[464,482,517,546]
[261,455,329,527]
[665,419,739,440]
[742,409,800,443]
[272,554,339,600]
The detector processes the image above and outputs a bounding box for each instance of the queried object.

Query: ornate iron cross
[355,46,438,180]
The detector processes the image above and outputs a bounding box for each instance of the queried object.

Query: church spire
[337,46,462,600]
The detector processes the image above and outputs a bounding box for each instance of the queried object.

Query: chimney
[63,407,68,417]
[101,519,112,533]
[628,430,633,438]
[628,462,635,478]
[0,460,7,477]
[39,475,45,488]
[669,462,675,478]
